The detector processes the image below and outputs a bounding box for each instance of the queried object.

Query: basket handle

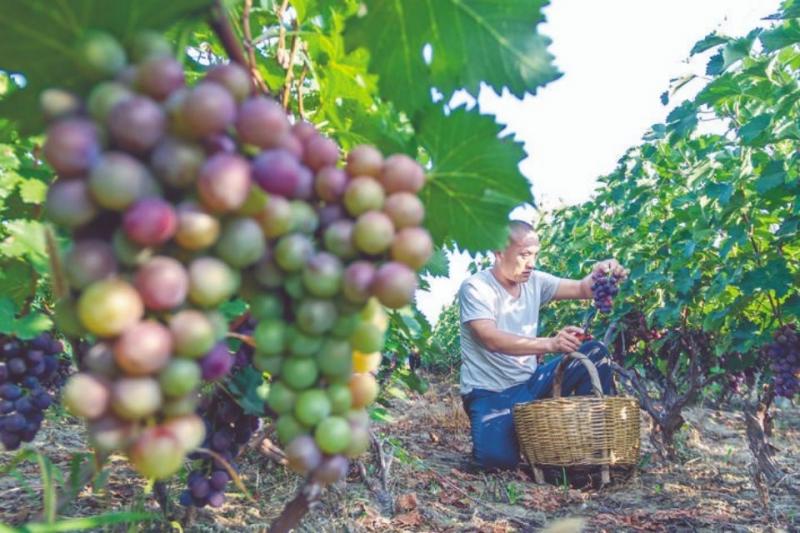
[551,351,604,399]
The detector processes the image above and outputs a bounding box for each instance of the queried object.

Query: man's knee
[468,399,522,470]
[473,437,521,470]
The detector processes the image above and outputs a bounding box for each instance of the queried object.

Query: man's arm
[551,259,629,301]
[468,319,584,355]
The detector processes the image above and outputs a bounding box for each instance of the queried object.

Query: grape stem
[281,19,302,111]
[296,56,308,120]
[195,447,255,501]
[226,331,256,347]
[242,0,272,95]
[209,1,254,79]
[44,225,68,301]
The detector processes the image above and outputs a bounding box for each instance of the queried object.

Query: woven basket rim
[513,394,639,411]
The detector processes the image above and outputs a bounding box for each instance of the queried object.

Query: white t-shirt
[459,269,563,394]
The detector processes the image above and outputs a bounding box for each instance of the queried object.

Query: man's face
[495,230,540,283]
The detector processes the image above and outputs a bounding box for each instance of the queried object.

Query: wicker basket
[513,351,640,485]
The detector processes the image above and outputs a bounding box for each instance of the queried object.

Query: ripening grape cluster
[41,27,431,483]
[622,311,664,343]
[180,389,261,508]
[590,270,622,313]
[251,135,431,481]
[764,324,799,398]
[44,30,252,480]
[0,334,69,450]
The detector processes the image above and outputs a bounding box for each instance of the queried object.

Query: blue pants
[462,341,614,470]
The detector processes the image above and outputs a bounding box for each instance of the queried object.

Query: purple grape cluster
[0,333,70,450]
[590,270,622,314]
[728,372,746,394]
[179,390,260,508]
[764,324,799,398]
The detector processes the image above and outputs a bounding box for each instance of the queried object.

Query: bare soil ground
[1,375,798,532]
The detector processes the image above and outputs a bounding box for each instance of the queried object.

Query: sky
[415,0,784,326]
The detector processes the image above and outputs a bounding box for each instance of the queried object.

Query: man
[459,220,627,470]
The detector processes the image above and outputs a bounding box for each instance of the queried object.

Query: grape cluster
[42,27,431,483]
[717,352,756,395]
[0,334,69,450]
[253,139,430,481]
[764,324,799,398]
[621,311,664,343]
[590,270,622,314]
[44,31,253,480]
[179,390,260,508]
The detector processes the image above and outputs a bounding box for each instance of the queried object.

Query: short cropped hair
[509,219,534,235]
[494,220,536,252]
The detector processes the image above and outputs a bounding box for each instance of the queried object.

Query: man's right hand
[549,326,584,353]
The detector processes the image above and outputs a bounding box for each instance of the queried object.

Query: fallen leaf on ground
[393,510,423,527]
[396,492,418,511]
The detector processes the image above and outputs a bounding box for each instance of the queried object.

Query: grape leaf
[305,11,377,113]
[420,246,449,278]
[0,298,52,340]
[0,220,49,274]
[690,32,730,56]
[760,20,800,52]
[227,365,267,416]
[0,259,37,308]
[344,0,560,115]
[417,105,531,253]
[333,99,413,155]
[739,113,773,145]
[0,0,214,133]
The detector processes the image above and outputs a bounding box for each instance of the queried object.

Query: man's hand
[549,326,585,353]
[592,258,629,280]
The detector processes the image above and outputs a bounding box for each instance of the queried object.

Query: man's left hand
[593,258,628,280]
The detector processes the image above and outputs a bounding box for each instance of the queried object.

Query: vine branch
[209,0,249,69]
[241,0,272,95]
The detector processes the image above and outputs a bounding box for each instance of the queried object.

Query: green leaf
[17,511,156,532]
[293,0,354,22]
[344,0,560,115]
[0,220,48,273]
[755,159,787,193]
[739,259,792,298]
[690,32,730,55]
[18,177,48,204]
[0,297,53,339]
[0,259,37,308]
[0,0,214,133]
[695,74,741,106]
[420,246,449,278]
[227,366,267,416]
[760,20,800,52]
[665,101,698,139]
[417,105,531,252]
[305,11,377,112]
[705,182,733,205]
[739,113,772,145]
[332,100,413,155]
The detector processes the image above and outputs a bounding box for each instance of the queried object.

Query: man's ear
[493,250,502,262]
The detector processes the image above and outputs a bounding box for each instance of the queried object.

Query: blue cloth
[461,341,614,470]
